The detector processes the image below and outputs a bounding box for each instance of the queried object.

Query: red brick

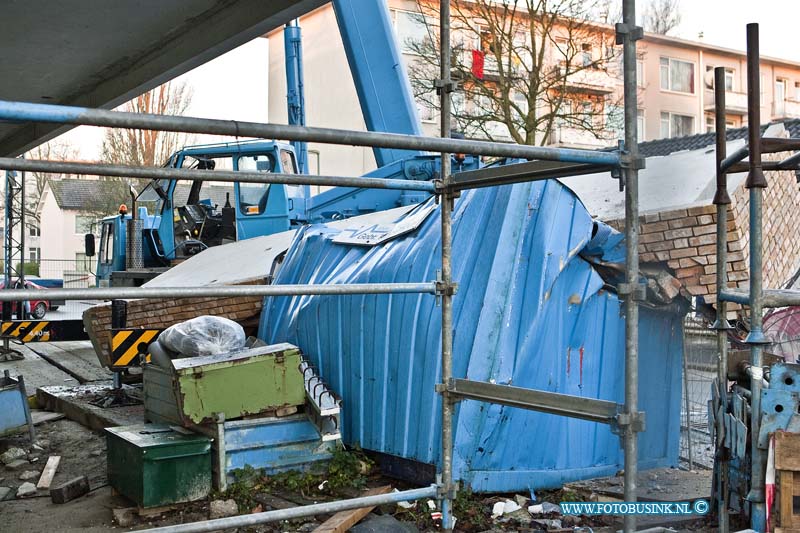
[668,216,698,229]
[640,232,664,244]
[704,265,717,275]
[687,205,716,216]
[699,274,716,285]
[669,247,698,259]
[643,213,661,223]
[733,261,748,271]
[687,284,710,295]
[664,228,693,240]
[642,221,669,233]
[728,241,744,252]
[728,271,749,281]
[659,209,688,221]
[689,234,717,247]
[647,241,673,252]
[673,238,690,249]
[654,251,671,262]
[693,224,716,236]
[698,244,717,256]
[697,214,714,225]
[641,252,657,262]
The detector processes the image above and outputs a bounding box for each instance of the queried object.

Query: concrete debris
[533,518,562,529]
[491,499,521,518]
[50,475,90,504]
[5,459,29,471]
[513,494,529,507]
[0,447,26,464]
[0,486,13,501]
[113,507,138,527]
[425,499,436,511]
[349,514,419,533]
[19,470,40,481]
[34,439,50,449]
[528,502,561,514]
[209,499,239,519]
[16,482,37,498]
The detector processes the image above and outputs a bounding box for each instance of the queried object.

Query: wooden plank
[312,486,392,533]
[781,471,795,529]
[776,432,800,471]
[31,410,65,425]
[36,456,61,489]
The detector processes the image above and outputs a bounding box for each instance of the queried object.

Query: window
[279,149,298,174]
[28,248,40,263]
[75,215,94,234]
[725,69,735,91]
[580,101,593,126]
[637,109,645,140]
[776,78,787,101]
[581,43,593,67]
[706,116,714,134]
[795,81,800,101]
[236,155,273,215]
[660,57,695,94]
[28,225,40,237]
[391,9,430,54]
[605,105,623,139]
[100,221,114,265]
[75,252,91,272]
[660,112,694,138]
[637,59,645,87]
[307,150,321,176]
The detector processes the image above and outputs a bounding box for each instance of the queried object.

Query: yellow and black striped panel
[1,321,51,342]
[109,328,161,368]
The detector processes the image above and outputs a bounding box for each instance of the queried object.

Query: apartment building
[266,1,800,177]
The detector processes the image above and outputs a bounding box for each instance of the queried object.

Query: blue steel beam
[0,100,622,167]
[332,0,424,167]
[284,21,308,175]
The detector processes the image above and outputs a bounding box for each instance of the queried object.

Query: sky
[57,0,800,160]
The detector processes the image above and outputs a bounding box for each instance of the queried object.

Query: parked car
[0,280,52,319]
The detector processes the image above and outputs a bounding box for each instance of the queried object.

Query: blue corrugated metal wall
[258,179,684,492]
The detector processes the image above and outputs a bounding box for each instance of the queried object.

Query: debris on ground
[16,481,36,497]
[209,498,239,519]
[0,447,26,464]
[349,514,419,533]
[50,475,90,503]
[18,470,39,481]
[112,507,138,527]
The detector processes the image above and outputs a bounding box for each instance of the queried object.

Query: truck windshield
[137,179,169,214]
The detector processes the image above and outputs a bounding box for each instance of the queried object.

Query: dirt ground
[0,418,718,533]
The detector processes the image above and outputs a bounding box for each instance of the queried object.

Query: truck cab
[94,140,298,286]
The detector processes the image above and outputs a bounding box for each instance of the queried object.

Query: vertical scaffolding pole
[713,66,731,533]
[437,0,455,530]
[744,22,768,532]
[619,1,643,531]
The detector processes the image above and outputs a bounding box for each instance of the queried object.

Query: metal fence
[680,316,717,470]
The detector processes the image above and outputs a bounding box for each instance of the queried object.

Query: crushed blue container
[258,179,686,492]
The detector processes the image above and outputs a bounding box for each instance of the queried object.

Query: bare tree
[101,81,193,177]
[25,140,78,227]
[642,0,681,35]
[408,0,623,146]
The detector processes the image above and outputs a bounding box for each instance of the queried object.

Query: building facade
[266,1,800,177]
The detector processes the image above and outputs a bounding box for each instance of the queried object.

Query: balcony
[549,126,610,149]
[704,89,748,115]
[556,65,616,95]
[773,99,800,119]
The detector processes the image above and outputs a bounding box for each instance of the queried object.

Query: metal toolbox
[143,342,305,426]
[106,424,211,508]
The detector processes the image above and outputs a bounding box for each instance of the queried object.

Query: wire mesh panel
[680,316,716,470]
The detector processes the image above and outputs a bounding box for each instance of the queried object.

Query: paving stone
[0,448,26,464]
[5,459,29,471]
[0,486,13,501]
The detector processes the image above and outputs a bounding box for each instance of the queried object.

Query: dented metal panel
[259,181,685,492]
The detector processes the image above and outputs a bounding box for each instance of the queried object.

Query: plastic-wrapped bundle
[159,315,246,357]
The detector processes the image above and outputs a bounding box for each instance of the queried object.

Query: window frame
[659,56,696,95]
[660,111,695,138]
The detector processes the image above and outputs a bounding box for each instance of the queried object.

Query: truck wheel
[32,302,47,319]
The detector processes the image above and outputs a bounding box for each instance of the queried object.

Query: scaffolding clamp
[434,78,456,95]
[435,270,458,300]
[614,22,643,44]
[617,282,646,301]
[613,409,646,434]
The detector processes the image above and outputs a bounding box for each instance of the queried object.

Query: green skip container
[106,423,212,508]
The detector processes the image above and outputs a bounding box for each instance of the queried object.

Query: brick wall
[608,165,800,306]
[83,280,264,366]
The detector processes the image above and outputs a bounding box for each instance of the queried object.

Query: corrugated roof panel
[259,179,684,492]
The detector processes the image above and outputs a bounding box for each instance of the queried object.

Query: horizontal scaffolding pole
[447,378,626,426]
[0,157,437,193]
[0,282,438,302]
[0,99,621,167]
[719,288,800,308]
[720,146,750,174]
[451,160,615,191]
[137,484,439,533]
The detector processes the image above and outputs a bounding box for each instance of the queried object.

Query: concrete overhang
[0,0,327,157]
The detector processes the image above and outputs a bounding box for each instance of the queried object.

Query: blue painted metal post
[331,0,424,167]
[284,20,309,181]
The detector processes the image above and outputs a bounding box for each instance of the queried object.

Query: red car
[0,280,51,319]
